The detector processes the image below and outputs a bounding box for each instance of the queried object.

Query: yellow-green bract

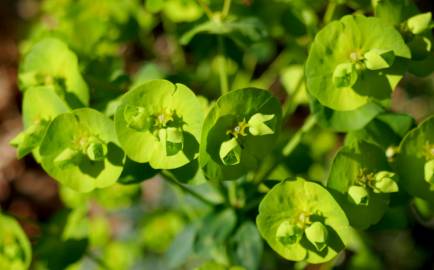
[114,79,203,169]
[39,108,125,192]
[256,178,351,263]
[18,37,89,107]
[397,116,434,204]
[327,141,396,229]
[199,88,281,181]
[0,213,32,270]
[305,15,410,111]
[10,86,70,161]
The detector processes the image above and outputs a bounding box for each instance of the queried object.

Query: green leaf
[347,185,369,206]
[163,0,202,23]
[304,222,328,252]
[117,158,159,185]
[327,141,392,229]
[396,116,434,204]
[332,63,358,88]
[345,112,415,150]
[229,222,263,270]
[248,113,275,136]
[146,0,165,13]
[406,12,432,34]
[311,99,384,132]
[219,137,242,166]
[0,213,32,270]
[181,17,267,48]
[195,209,237,261]
[364,49,395,70]
[115,80,203,169]
[10,119,50,159]
[408,35,432,61]
[34,209,88,270]
[14,86,71,161]
[39,108,125,192]
[256,178,351,263]
[373,171,399,193]
[374,0,420,26]
[18,38,89,107]
[200,88,282,181]
[306,15,410,111]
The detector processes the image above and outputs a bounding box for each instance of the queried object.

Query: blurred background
[0,0,433,269]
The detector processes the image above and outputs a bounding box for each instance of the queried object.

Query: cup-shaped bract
[306,15,410,111]
[327,141,394,229]
[199,88,282,181]
[39,108,125,192]
[11,86,70,160]
[115,80,203,169]
[0,213,31,270]
[256,178,350,263]
[397,116,434,203]
[18,37,89,107]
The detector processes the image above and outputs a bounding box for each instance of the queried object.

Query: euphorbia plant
[5,0,434,269]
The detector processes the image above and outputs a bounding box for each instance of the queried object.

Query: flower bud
[406,12,432,34]
[276,220,303,246]
[123,105,149,131]
[219,137,242,166]
[159,127,184,156]
[86,141,108,161]
[332,63,358,88]
[305,221,328,252]
[424,159,434,186]
[347,185,369,205]
[373,171,399,193]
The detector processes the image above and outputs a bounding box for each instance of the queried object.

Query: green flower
[114,80,203,169]
[199,88,281,180]
[0,213,32,270]
[256,178,350,263]
[39,108,125,192]
[327,141,394,229]
[306,15,410,111]
[10,86,70,161]
[397,116,434,202]
[18,38,89,107]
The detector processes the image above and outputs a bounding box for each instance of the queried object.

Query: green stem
[222,0,232,18]
[218,36,229,95]
[254,115,317,183]
[323,1,337,24]
[162,171,216,207]
[87,251,110,270]
[282,115,317,156]
[196,0,213,19]
[282,74,305,120]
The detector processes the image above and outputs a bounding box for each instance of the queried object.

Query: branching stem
[162,170,216,206]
